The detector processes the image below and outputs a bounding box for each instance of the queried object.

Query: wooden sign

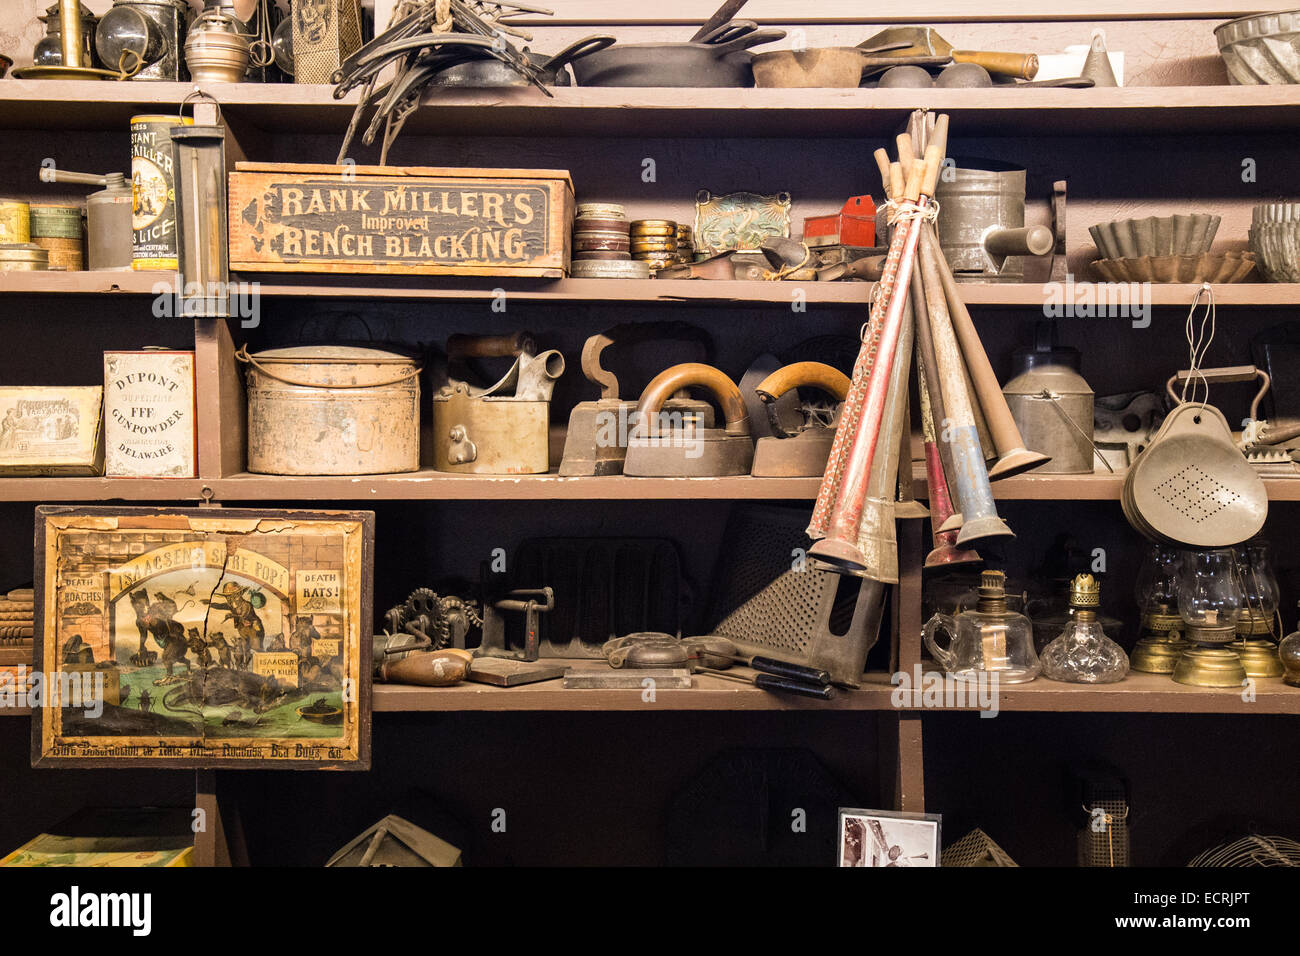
[103,351,197,479]
[33,506,374,770]
[228,162,574,278]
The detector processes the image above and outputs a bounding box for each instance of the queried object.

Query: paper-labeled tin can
[0,200,31,244]
[30,204,85,271]
[131,114,192,270]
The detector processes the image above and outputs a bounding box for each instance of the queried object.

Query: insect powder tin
[131,114,192,270]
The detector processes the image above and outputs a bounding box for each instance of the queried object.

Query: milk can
[241,345,421,475]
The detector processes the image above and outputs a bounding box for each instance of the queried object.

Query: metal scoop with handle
[1123,386,1266,547]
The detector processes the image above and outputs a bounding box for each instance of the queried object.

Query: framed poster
[32,506,373,770]
[838,808,942,867]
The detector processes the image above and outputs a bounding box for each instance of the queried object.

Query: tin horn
[912,264,981,568]
[927,227,1051,480]
[917,227,1014,546]
[809,117,947,574]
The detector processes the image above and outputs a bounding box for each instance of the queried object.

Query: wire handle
[235,345,421,390]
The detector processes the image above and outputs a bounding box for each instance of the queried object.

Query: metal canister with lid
[29,204,85,271]
[131,113,192,270]
[240,345,421,476]
[0,244,51,272]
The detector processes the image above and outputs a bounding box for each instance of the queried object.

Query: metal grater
[706,505,885,686]
[293,0,365,84]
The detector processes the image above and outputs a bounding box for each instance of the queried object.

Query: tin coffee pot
[924,570,1041,683]
[96,0,190,80]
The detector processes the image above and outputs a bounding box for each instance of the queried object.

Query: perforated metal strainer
[1124,403,1266,547]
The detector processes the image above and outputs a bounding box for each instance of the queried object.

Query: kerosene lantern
[1130,543,1187,674]
[1041,574,1129,683]
[923,569,1041,683]
[1231,540,1284,679]
[1173,548,1247,687]
[1279,605,1300,687]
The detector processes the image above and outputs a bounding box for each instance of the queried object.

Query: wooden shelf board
[4,82,1300,137]
[209,471,821,500]
[912,671,1300,714]
[375,667,896,712]
[1,471,1296,505]
[0,271,170,296]
[370,665,1300,713]
[5,270,1298,309]
[0,478,207,502]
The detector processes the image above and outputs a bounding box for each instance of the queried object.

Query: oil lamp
[1279,605,1300,687]
[1231,540,1283,679]
[1172,548,1247,687]
[1130,543,1187,674]
[923,569,1040,683]
[1041,574,1129,683]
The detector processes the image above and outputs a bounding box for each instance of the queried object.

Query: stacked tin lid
[571,202,649,279]
[675,223,696,263]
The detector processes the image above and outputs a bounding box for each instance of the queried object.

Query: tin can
[0,201,31,244]
[0,243,50,271]
[131,114,192,271]
[30,204,85,272]
[243,346,421,475]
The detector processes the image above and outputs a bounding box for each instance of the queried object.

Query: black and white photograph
[839,809,941,868]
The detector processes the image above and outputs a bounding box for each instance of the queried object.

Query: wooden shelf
[4,82,1300,138]
[375,667,896,711]
[3,669,1294,716]
[0,478,207,502]
[1,471,1296,504]
[5,269,1299,309]
[368,666,1300,714]
[913,671,1300,714]
[208,471,821,501]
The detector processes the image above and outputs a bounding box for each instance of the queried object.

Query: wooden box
[103,351,197,479]
[0,387,103,477]
[228,162,574,278]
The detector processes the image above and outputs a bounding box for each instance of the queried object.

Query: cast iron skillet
[432,35,616,88]
[570,20,787,87]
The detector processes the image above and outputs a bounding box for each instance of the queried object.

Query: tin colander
[1122,402,1266,547]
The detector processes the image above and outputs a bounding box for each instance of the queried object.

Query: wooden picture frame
[32,506,374,770]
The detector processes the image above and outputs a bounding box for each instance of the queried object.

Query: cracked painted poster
[32,507,373,769]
